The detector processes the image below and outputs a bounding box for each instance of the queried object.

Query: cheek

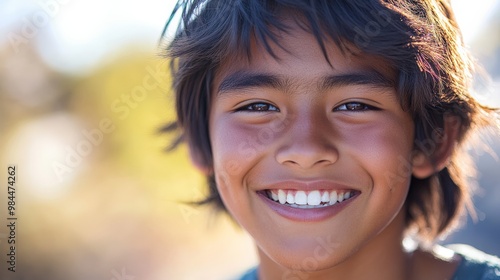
[339,115,414,190]
[373,128,412,179]
[346,114,413,168]
[211,122,256,179]
[211,116,282,177]
[209,118,264,213]
[336,117,414,234]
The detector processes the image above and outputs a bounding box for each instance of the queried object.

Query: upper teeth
[268,189,353,208]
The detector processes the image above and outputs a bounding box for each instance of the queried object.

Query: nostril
[277,151,338,169]
[275,128,339,168]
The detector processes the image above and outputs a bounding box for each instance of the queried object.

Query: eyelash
[334,102,380,112]
[235,102,280,112]
[235,101,379,112]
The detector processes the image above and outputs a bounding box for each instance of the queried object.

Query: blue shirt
[451,244,500,279]
[236,245,500,280]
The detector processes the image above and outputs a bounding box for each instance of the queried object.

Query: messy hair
[161,0,498,243]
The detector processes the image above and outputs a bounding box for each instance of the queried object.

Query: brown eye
[334,102,378,111]
[238,102,279,112]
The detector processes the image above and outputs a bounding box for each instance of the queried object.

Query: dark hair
[162,0,498,243]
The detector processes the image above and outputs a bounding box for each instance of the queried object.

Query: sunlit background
[0,0,499,279]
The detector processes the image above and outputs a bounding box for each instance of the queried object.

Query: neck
[256,211,412,280]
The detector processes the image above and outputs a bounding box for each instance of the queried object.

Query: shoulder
[448,244,500,280]
[232,246,500,280]
[234,267,258,280]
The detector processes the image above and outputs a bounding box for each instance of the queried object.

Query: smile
[265,189,356,209]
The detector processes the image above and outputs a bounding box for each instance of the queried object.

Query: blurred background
[0,0,499,279]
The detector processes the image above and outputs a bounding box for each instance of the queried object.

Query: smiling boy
[163,0,500,279]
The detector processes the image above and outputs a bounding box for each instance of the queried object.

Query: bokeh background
[0,1,499,279]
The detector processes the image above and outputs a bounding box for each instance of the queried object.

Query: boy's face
[208,23,415,269]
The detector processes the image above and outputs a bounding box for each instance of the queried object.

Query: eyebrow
[320,71,394,90]
[217,70,394,95]
[217,71,287,94]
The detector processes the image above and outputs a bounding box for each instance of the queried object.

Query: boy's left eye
[236,102,280,112]
[334,102,379,112]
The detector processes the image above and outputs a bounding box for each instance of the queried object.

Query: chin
[258,238,353,273]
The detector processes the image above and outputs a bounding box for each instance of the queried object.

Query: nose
[275,114,339,169]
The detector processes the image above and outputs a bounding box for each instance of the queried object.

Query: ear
[188,144,213,175]
[412,115,461,179]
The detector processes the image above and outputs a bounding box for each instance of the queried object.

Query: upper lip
[258,180,359,192]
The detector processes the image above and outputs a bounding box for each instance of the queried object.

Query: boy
[163,0,500,279]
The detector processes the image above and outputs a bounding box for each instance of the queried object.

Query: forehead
[213,22,396,92]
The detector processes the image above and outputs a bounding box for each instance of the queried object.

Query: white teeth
[321,191,330,203]
[295,191,307,205]
[271,192,279,201]
[345,191,351,199]
[278,190,287,204]
[329,191,338,205]
[307,190,321,206]
[268,189,355,207]
[338,192,344,202]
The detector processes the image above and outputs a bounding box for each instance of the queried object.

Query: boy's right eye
[235,102,280,112]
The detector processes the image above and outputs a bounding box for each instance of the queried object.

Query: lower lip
[257,192,357,222]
